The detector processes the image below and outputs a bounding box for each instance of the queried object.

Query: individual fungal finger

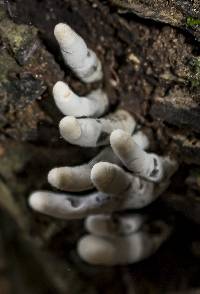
[91,162,131,195]
[54,23,102,83]
[78,235,116,266]
[47,130,148,193]
[77,222,171,265]
[132,130,150,150]
[59,110,136,147]
[29,191,122,219]
[29,191,84,219]
[48,147,120,192]
[110,129,177,182]
[53,81,108,117]
[85,214,145,237]
[48,165,92,192]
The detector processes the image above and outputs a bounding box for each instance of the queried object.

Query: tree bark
[0,0,200,293]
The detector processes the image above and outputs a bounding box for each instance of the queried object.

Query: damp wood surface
[0,0,200,293]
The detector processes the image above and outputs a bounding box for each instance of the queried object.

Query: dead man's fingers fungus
[28,22,178,267]
[78,217,171,266]
[47,131,149,192]
[54,23,102,83]
[53,81,108,117]
[59,110,136,147]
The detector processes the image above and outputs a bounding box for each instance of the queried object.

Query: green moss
[188,57,200,88]
[0,17,37,65]
[186,16,200,28]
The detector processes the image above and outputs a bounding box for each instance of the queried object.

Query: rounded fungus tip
[53,81,70,99]
[59,116,81,141]
[47,168,60,188]
[54,23,75,45]
[91,162,115,188]
[29,192,46,212]
[110,129,130,150]
[77,235,116,266]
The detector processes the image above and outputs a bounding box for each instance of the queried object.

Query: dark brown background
[0,1,200,293]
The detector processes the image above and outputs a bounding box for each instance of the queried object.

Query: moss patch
[188,57,200,88]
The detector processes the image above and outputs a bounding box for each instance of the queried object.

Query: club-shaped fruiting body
[53,81,108,117]
[29,22,179,266]
[30,163,170,221]
[85,214,145,237]
[110,129,178,183]
[29,190,125,219]
[48,164,92,192]
[78,217,171,266]
[59,110,136,147]
[54,23,102,83]
[90,162,165,209]
[91,162,131,195]
[47,131,149,192]
[48,147,120,192]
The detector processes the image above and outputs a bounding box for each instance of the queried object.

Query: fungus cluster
[29,23,178,266]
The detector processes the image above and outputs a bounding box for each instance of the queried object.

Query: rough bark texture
[0,0,200,293]
[111,0,200,40]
